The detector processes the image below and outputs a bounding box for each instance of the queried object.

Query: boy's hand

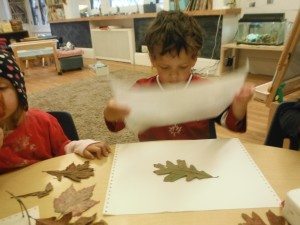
[232,83,255,120]
[82,141,111,159]
[0,128,3,148]
[104,99,130,122]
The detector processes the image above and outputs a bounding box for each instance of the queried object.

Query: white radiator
[91,28,135,63]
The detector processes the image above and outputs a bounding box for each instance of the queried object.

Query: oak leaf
[54,184,99,217]
[153,159,217,182]
[239,210,287,225]
[13,182,53,199]
[45,161,94,182]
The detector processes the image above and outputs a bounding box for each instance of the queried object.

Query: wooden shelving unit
[46,0,65,21]
[49,8,241,23]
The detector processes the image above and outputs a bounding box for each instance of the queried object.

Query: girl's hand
[82,141,111,159]
[232,83,255,120]
[0,128,3,148]
[104,99,130,122]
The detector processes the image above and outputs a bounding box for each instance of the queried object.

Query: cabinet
[219,43,284,74]
[46,0,65,21]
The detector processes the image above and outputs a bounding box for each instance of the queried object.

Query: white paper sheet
[0,206,39,225]
[103,139,281,215]
[111,70,247,133]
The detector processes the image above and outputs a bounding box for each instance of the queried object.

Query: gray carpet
[28,70,150,144]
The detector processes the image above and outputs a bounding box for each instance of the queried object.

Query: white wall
[0,0,11,20]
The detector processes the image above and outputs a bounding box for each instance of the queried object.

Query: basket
[10,20,23,32]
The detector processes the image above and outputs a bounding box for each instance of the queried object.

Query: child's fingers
[86,145,103,159]
[105,99,130,121]
[235,84,255,102]
[82,150,95,159]
[101,147,110,157]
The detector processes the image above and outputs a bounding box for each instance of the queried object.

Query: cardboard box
[254,81,272,102]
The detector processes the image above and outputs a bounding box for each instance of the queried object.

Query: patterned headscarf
[0,50,28,111]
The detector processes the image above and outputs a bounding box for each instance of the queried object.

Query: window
[38,0,47,24]
[110,0,143,8]
[91,0,101,9]
[29,0,48,25]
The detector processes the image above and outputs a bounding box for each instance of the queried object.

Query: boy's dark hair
[144,10,203,58]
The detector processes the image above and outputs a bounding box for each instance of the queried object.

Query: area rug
[28,70,151,144]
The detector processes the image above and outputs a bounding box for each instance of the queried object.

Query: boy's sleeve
[104,118,126,132]
[215,106,247,132]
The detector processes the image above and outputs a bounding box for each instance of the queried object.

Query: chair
[209,120,217,139]
[47,111,79,141]
[265,101,300,150]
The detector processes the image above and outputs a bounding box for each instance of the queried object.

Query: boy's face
[0,77,19,122]
[151,49,197,84]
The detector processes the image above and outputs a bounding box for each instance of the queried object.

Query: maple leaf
[13,183,53,199]
[153,159,217,182]
[45,161,94,182]
[70,214,96,225]
[70,214,108,225]
[54,185,99,217]
[92,220,108,225]
[35,212,72,225]
[239,211,288,225]
[266,210,286,225]
[239,212,267,225]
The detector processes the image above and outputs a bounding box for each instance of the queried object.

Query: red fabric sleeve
[225,106,247,132]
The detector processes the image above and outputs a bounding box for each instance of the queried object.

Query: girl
[0,50,110,173]
[104,11,254,141]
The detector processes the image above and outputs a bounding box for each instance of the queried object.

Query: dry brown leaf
[13,183,53,199]
[266,210,286,225]
[45,161,94,182]
[8,190,106,225]
[239,211,288,225]
[70,214,108,225]
[35,212,72,225]
[239,212,267,225]
[70,214,96,225]
[54,184,99,217]
[92,220,108,225]
[153,159,217,182]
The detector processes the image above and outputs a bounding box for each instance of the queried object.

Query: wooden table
[10,39,61,75]
[219,43,285,74]
[0,142,299,224]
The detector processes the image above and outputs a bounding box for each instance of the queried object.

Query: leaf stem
[6,191,32,225]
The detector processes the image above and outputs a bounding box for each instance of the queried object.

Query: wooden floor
[23,59,298,146]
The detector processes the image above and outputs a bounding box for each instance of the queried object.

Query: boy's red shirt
[0,109,69,173]
[105,75,246,141]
